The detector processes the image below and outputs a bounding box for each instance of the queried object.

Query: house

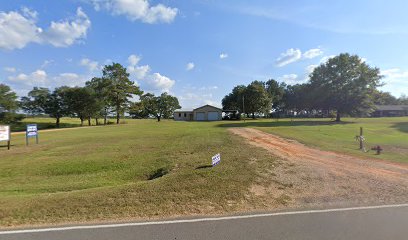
[371,105,408,117]
[174,105,222,121]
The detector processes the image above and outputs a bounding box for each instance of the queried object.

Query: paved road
[1,204,407,240]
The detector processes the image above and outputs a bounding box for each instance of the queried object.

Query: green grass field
[219,117,408,163]
[0,119,280,226]
[0,117,406,226]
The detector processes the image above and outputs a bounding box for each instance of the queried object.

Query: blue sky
[0,0,407,108]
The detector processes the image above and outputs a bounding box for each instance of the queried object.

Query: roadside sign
[0,125,11,150]
[26,124,39,145]
[212,153,221,166]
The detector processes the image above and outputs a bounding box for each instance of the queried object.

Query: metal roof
[375,105,408,111]
[174,109,194,112]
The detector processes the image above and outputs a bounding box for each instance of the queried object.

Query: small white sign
[212,153,221,166]
[0,125,10,142]
[26,124,38,137]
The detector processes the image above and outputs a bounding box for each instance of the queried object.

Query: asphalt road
[1,204,407,240]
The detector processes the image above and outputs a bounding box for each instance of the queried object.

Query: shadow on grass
[391,122,408,133]
[195,165,213,170]
[11,122,81,132]
[217,119,354,128]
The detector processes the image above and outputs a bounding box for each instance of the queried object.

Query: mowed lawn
[219,117,408,163]
[0,119,279,227]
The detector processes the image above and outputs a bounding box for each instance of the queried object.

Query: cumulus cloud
[0,7,91,50]
[275,49,302,67]
[276,48,323,67]
[127,54,150,80]
[186,62,195,71]
[8,69,47,85]
[380,68,408,97]
[278,74,300,84]
[90,0,178,24]
[146,72,175,92]
[219,53,228,59]
[303,48,323,59]
[80,58,99,72]
[305,64,318,75]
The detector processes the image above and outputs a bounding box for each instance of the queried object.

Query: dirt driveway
[230,128,408,208]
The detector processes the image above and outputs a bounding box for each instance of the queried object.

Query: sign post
[26,124,39,146]
[212,153,221,167]
[0,125,11,150]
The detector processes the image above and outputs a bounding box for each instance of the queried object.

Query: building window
[179,113,181,117]
[184,113,186,117]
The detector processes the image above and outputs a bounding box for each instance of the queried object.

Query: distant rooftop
[375,105,408,111]
[174,108,194,112]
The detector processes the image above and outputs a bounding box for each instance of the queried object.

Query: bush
[0,112,25,124]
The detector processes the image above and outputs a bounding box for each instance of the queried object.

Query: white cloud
[128,65,150,80]
[90,0,178,24]
[147,72,175,92]
[4,67,16,73]
[0,7,91,50]
[275,48,302,67]
[320,55,336,64]
[126,53,150,80]
[80,58,99,72]
[0,8,42,50]
[303,48,323,59]
[219,53,228,59]
[276,48,323,67]
[54,73,88,87]
[128,54,141,66]
[41,8,91,47]
[305,64,318,75]
[8,69,47,85]
[186,62,195,71]
[380,68,408,97]
[278,74,300,84]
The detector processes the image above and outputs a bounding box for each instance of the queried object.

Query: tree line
[222,53,408,121]
[0,63,181,126]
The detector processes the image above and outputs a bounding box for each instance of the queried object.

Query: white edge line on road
[1,203,407,235]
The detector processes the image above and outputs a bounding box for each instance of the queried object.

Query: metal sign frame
[26,124,39,146]
[0,125,11,150]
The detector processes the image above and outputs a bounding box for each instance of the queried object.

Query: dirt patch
[230,128,408,208]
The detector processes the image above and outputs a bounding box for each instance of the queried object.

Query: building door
[207,111,219,121]
[196,112,205,121]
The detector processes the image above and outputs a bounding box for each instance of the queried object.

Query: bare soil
[230,128,408,208]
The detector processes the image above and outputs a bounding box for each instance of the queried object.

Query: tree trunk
[80,118,84,126]
[336,112,341,122]
[96,118,99,125]
[104,116,107,125]
[252,113,255,119]
[88,117,91,126]
[56,117,60,128]
[157,115,161,122]
[116,111,120,124]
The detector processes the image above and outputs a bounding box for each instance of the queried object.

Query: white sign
[26,124,38,137]
[0,125,10,142]
[212,153,221,166]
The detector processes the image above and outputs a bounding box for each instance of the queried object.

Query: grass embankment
[219,117,408,163]
[0,120,280,227]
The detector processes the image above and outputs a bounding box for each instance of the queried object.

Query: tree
[265,79,286,109]
[0,84,18,112]
[140,92,181,121]
[371,90,399,105]
[20,87,50,116]
[309,53,382,121]
[101,63,143,124]
[128,101,149,119]
[243,81,272,118]
[86,77,112,125]
[45,87,70,127]
[0,84,22,123]
[64,87,100,126]
[222,85,246,113]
